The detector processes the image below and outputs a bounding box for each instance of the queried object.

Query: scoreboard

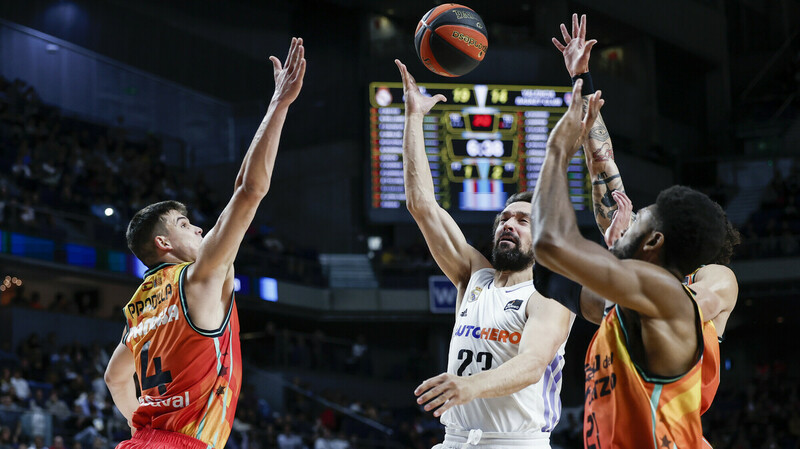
[368,82,590,223]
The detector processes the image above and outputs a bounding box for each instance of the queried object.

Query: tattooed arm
[552,13,631,235]
[584,109,629,234]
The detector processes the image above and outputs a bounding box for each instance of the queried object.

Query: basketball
[414,4,488,77]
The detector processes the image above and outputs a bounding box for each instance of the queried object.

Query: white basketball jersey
[440,268,569,434]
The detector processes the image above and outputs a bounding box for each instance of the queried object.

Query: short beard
[610,233,647,260]
[491,244,535,272]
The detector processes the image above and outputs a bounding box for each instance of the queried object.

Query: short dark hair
[126,201,187,268]
[652,186,727,275]
[710,216,741,265]
[505,190,533,206]
[493,190,533,231]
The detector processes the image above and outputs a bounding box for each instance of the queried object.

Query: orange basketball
[414,4,488,77]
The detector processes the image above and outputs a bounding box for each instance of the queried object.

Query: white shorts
[433,428,551,449]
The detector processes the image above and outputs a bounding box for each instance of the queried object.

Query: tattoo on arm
[588,114,610,142]
[585,110,613,162]
[591,172,625,224]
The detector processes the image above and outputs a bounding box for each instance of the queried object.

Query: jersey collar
[143,262,177,279]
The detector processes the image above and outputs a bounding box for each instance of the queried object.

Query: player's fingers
[394,60,409,87]
[570,79,583,109]
[285,37,297,64]
[414,373,444,396]
[269,56,282,73]
[422,389,453,411]
[580,14,587,40]
[560,23,571,43]
[571,13,579,39]
[433,94,447,104]
[418,382,449,406]
[433,398,458,417]
[291,59,306,83]
[292,39,304,67]
[585,40,597,54]
[552,37,566,52]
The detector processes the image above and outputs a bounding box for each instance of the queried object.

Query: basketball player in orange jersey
[394,59,574,448]
[103,37,306,449]
[532,79,729,448]
[552,13,740,419]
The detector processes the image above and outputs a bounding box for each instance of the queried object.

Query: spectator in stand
[8,371,29,403]
[44,391,69,423]
[0,425,15,449]
[0,371,11,397]
[277,423,303,449]
[49,436,64,449]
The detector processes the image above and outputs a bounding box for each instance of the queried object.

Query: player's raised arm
[185,38,306,323]
[531,82,690,319]
[395,60,491,293]
[553,14,628,234]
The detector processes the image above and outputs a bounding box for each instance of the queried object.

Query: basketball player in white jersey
[395,59,574,448]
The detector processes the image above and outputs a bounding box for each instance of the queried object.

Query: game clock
[368,82,590,223]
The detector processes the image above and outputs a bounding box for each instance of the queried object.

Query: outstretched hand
[605,190,633,247]
[395,59,447,115]
[552,13,597,78]
[414,372,477,418]
[547,81,604,160]
[270,37,306,105]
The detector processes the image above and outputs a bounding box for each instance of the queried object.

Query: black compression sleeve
[533,262,584,320]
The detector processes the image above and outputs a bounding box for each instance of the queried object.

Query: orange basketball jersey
[122,262,242,449]
[583,286,705,449]
[684,269,721,416]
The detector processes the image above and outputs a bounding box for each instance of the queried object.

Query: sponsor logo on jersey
[138,391,190,409]
[127,304,180,342]
[453,324,522,344]
[467,287,482,303]
[460,308,468,317]
[504,299,523,311]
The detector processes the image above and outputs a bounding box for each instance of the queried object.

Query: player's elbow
[103,365,121,388]
[238,182,270,201]
[406,197,437,218]
[520,356,548,386]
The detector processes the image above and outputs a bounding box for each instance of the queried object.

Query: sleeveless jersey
[122,262,242,449]
[441,268,569,434]
[583,286,705,449]
[684,269,721,416]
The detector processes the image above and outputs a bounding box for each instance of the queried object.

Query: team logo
[504,299,523,311]
[460,308,468,317]
[467,286,482,303]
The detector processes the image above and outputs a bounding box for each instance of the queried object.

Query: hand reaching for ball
[395,59,447,115]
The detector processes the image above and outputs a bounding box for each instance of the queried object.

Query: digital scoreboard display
[368,82,591,223]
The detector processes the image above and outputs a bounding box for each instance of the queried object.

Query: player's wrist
[570,72,595,96]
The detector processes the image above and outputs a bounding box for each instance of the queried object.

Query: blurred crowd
[0,332,124,449]
[0,75,323,286]
[738,164,800,259]
[0,322,439,449]
[703,359,800,449]
[0,75,220,240]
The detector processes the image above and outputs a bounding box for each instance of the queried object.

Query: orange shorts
[115,427,207,449]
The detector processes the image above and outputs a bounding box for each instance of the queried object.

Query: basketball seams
[428,31,481,77]
[415,4,487,77]
[419,28,453,77]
